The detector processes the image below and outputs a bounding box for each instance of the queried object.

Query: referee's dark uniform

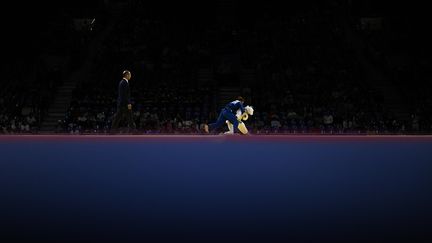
[111,77,136,132]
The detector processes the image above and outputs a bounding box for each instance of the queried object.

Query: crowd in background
[0,3,103,134]
[60,82,217,134]
[1,0,430,134]
[58,1,415,134]
[0,85,40,133]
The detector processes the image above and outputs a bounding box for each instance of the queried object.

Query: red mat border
[1,134,432,142]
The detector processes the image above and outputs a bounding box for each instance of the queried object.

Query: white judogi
[225,106,254,135]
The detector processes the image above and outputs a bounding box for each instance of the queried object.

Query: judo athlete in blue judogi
[204,96,249,134]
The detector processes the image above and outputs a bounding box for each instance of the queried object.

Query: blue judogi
[209,100,245,133]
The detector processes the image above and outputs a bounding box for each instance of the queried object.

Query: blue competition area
[1,135,432,242]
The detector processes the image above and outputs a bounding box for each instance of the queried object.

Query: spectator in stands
[323,112,334,133]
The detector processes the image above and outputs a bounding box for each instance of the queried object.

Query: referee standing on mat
[111,70,136,133]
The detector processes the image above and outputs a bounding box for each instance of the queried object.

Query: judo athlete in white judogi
[224,105,254,135]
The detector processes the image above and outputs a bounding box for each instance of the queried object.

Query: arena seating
[2,1,430,134]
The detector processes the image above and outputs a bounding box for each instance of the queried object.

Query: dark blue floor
[1,136,432,242]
